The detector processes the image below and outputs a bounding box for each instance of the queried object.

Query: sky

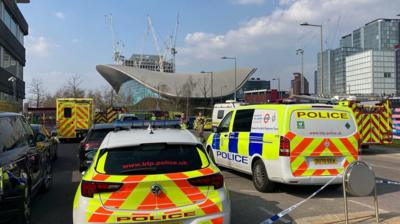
[19,0,400,95]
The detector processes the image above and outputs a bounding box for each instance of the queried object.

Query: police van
[212,101,245,128]
[206,104,359,192]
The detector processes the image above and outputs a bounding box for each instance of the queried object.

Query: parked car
[79,123,114,172]
[31,124,58,160]
[0,113,53,224]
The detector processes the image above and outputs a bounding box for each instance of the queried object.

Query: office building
[333,47,361,94]
[0,0,29,112]
[317,50,334,95]
[314,71,317,94]
[291,73,309,95]
[346,50,396,95]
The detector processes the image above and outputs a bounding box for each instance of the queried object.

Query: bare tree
[182,76,198,115]
[199,76,209,108]
[65,75,85,98]
[28,78,45,108]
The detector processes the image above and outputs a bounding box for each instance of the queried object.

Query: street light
[8,76,17,101]
[272,78,281,99]
[221,56,237,101]
[300,22,323,96]
[296,48,304,95]
[201,71,214,106]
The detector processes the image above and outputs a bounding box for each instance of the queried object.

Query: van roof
[237,103,340,110]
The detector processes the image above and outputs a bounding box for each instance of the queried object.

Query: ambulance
[206,104,359,192]
[56,98,94,141]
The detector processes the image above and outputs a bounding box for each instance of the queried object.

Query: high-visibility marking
[88,207,113,222]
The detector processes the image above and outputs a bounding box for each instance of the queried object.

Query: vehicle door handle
[223,134,228,137]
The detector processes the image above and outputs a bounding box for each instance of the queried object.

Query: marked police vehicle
[73,121,230,224]
[206,104,359,192]
[212,101,245,128]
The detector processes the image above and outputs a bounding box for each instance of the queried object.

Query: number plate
[314,158,337,165]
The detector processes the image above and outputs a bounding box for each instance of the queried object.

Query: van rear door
[287,106,359,177]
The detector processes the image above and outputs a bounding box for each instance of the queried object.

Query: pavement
[29,143,400,224]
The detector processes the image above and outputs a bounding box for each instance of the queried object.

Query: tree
[64,75,85,98]
[28,78,45,108]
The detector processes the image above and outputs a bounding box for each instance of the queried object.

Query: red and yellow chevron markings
[286,131,359,177]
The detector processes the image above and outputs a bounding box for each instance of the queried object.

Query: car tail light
[81,180,122,198]
[188,173,224,189]
[279,136,290,156]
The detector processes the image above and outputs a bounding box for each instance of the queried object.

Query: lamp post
[300,22,323,96]
[296,48,304,94]
[221,56,237,101]
[201,71,214,106]
[272,78,281,99]
[8,76,17,101]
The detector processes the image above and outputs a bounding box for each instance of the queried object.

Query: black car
[0,113,53,224]
[30,124,58,161]
[79,123,114,172]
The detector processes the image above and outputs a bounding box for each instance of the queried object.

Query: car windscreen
[290,109,357,138]
[95,144,209,175]
[89,129,113,140]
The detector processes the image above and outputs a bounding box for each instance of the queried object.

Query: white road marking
[369,163,399,171]
[71,170,82,182]
[258,207,291,223]
[348,199,389,213]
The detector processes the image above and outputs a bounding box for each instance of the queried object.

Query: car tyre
[252,159,275,192]
[41,161,53,193]
[19,182,31,224]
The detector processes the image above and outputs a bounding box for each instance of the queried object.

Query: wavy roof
[96,64,257,98]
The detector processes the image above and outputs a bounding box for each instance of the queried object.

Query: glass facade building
[333,47,361,94]
[346,50,396,95]
[0,0,28,112]
[317,50,334,95]
[396,46,400,94]
[119,79,160,105]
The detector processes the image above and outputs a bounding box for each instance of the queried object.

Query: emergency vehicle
[56,98,94,140]
[73,124,230,224]
[339,99,392,148]
[212,101,244,128]
[206,104,359,192]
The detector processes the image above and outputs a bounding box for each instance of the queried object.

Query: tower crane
[147,15,164,72]
[105,13,124,64]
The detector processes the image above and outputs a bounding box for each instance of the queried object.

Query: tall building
[314,71,318,94]
[333,47,361,95]
[317,50,334,95]
[291,73,309,95]
[346,50,396,95]
[0,0,29,112]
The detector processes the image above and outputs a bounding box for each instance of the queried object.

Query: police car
[73,125,230,224]
[206,104,359,192]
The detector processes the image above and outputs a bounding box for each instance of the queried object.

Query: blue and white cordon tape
[260,176,339,224]
[376,179,400,185]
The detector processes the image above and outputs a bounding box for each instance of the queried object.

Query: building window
[1,49,17,76]
[1,4,24,44]
[384,72,391,78]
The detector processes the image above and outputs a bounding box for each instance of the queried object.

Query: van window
[233,109,254,132]
[64,108,72,118]
[219,111,232,132]
[290,109,357,138]
[217,110,224,119]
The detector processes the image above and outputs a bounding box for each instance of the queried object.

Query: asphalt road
[30,143,400,224]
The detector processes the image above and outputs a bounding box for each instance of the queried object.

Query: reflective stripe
[228,132,238,153]
[249,132,263,156]
[212,133,220,150]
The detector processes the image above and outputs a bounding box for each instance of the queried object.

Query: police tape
[260,176,339,224]
[376,179,400,185]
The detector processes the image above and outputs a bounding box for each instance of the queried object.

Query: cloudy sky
[19,0,400,94]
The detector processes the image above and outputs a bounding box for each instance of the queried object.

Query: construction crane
[147,15,164,72]
[105,13,125,64]
[170,14,179,72]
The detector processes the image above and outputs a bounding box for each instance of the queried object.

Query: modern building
[123,54,175,73]
[291,73,309,95]
[244,89,289,104]
[340,19,400,50]
[332,47,361,95]
[237,77,270,99]
[96,64,256,112]
[317,50,334,95]
[346,50,396,95]
[314,70,318,94]
[0,0,29,112]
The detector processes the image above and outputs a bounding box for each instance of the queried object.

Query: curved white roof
[96,64,257,98]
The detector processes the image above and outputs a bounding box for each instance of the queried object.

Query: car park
[79,123,114,172]
[206,103,359,192]
[31,124,58,161]
[0,113,53,224]
[73,125,230,224]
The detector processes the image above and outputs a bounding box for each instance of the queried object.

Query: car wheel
[41,161,53,192]
[252,159,275,192]
[19,182,31,224]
